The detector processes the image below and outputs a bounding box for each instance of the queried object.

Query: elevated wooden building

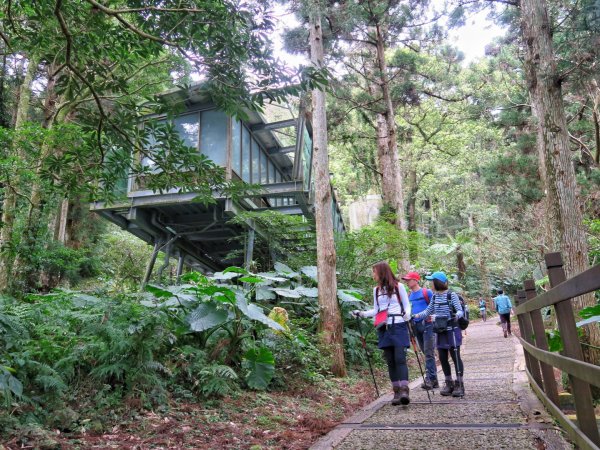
[91,85,344,279]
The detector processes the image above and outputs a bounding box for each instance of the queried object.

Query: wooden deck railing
[514,252,600,450]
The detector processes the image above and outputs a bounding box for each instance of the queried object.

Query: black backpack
[447,292,470,330]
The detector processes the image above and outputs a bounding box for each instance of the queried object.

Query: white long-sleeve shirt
[362,283,411,324]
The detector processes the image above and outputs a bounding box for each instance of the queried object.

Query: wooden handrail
[514,264,600,315]
[517,337,600,388]
[515,252,600,448]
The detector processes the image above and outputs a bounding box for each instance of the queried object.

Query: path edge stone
[309,377,424,450]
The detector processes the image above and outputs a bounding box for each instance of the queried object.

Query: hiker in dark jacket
[352,261,412,405]
[413,271,465,397]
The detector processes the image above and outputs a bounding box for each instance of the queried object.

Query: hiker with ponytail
[352,261,412,405]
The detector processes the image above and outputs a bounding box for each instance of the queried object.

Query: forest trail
[311,319,573,450]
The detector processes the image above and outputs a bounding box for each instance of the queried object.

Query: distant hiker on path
[479,298,487,322]
[494,290,513,338]
[413,271,465,397]
[352,261,412,405]
[401,271,438,390]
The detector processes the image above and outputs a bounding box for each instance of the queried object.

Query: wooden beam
[527,371,600,450]
[267,146,295,155]
[518,337,600,388]
[514,263,600,315]
[254,205,304,215]
[545,253,600,446]
[250,118,296,132]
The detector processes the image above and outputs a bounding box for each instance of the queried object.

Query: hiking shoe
[503,330,508,338]
[391,386,402,405]
[420,379,434,390]
[440,380,454,396]
[420,379,439,390]
[452,380,465,397]
[399,386,410,405]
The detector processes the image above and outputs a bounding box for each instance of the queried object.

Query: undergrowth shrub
[1,262,358,434]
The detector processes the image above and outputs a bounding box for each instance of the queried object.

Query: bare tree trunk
[373,23,406,231]
[309,3,346,377]
[0,56,37,291]
[56,198,69,244]
[406,167,417,232]
[590,80,600,165]
[456,245,466,281]
[520,0,600,359]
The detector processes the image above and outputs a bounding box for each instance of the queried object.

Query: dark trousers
[382,345,408,382]
[414,321,437,381]
[438,346,464,378]
[500,313,511,333]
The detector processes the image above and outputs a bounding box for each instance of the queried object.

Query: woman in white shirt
[353,261,411,405]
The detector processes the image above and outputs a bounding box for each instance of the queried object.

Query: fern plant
[197,364,238,398]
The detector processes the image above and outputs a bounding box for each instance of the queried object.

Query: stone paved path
[311,319,573,450]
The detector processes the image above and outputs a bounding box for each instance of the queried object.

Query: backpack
[447,291,470,330]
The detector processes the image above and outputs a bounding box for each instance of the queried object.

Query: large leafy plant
[142,263,363,390]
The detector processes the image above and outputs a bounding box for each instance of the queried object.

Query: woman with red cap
[401,271,438,390]
[352,261,412,405]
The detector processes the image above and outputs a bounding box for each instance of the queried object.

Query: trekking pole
[450,322,464,399]
[355,316,380,398]
[407,320,432,405]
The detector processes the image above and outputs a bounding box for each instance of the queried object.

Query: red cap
[401,271,421,281]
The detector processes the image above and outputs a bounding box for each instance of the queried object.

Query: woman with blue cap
[413,271,465,397]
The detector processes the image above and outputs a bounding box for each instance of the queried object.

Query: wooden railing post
[516,290,543,388]
[523,279,560,406]
[545,252,600,446]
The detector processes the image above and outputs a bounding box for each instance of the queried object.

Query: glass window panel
[275,170,281,183]
[231,119,241,176]
[200,109,227,166]
[268,160,275,184]
[141,119,165,173]
[242,126,251,183]
[173,113,200,150]
[252,138,260,184]
[260,149,268,184]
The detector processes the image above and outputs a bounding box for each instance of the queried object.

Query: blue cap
[425,271,448,283]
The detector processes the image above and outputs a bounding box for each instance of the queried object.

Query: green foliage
[243,347,275,391]
[0,261,350,433]
[197,365,239,398]
[227,211,317,271]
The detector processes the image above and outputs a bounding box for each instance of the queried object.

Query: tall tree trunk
[590,80,600,165]
[520,0,600,360]
[406,167,417,232]
[0,56,37,292]
[56,198,69,244]
[309,3,346,377]
[406,165,419,263]
[13,64,61,291]
[373,23,406,231]
[0,54,9,128]
[456,245,466,281]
